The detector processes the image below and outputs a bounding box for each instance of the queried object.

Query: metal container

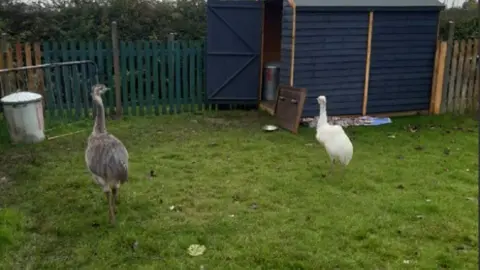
[1,91,45,144]
[262,62,281,101]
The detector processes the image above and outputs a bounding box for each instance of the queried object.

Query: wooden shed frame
[257,0,445,117]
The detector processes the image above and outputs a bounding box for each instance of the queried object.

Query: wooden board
[432,42,447,114]
[259,100,276,115]
[274,85,306,134]
[362,11,373,116]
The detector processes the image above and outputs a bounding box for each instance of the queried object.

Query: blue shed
[206,0,445,117]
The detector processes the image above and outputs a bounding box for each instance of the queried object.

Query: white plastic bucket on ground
[1,91,45,144]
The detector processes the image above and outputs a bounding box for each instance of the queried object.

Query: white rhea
[85,84,129,225]
[315,95,353,177]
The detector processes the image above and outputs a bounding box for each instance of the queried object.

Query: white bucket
[1,91,45,144]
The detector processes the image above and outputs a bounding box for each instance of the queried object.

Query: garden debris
[250,202,258,210]
[425,199,431,202]
[302,115,392,128]
[47,130,85,140]
[416,215,424,219]
[187,244,206,256]
[406,125,418,133]
[388,134,396,138]
[414,146,424,151]
[131,240,139,251]
[169,205,182,212]
[0,176,9,185]
[455,244,470,252]
[229,214,235,217]
[148,170,156,180]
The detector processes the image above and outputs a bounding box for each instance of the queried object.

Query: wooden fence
[0,42,45,98]
[431,37,479,114]
[0,38,205,121]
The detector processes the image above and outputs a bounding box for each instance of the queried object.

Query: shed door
[206,0,262,102]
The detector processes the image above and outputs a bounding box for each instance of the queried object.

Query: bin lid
[1,91,42,105]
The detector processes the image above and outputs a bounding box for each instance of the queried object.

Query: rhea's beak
[101,87,110,94]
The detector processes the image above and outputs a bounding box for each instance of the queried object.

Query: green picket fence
[41,39,205,121]
[119,40,205,116]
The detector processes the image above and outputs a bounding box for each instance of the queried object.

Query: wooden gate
[206,0,262,103]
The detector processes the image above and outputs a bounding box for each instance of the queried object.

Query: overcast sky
[442,0,472,7]
[15,0,471,7]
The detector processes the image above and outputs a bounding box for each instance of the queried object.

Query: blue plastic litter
[362,117,392,126]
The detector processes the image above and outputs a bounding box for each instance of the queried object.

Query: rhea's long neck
[93,96,107,134]
[317,103,328,127]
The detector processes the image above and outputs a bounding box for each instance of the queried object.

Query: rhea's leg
[329,159,336,176]
[113,183,121,204]
[112,187,119,214]
[106,190,116,225]
[340,164,346,179]
[102,184,115,225]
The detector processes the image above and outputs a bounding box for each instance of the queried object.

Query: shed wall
[367,11,439,113]
[291,11,369,117]
[279,0,293,86]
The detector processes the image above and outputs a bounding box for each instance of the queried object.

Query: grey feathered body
[86,84,128,225]
[85,132,129,186]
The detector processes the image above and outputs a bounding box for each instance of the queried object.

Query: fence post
[0,33,8,97]
[477,3,480,119]
[111,21,122,118]
[168,33,175,43]
[440,21,454,114]
[168,33,175,113]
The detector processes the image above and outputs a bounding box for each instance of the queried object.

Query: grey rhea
[85,84,129,225]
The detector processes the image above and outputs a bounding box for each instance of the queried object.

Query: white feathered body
[316,124,353,165]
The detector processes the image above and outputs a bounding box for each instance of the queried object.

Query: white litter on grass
[188,244,206,256]
[303,115,392,128]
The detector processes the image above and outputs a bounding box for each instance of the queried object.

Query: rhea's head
[317,95,327,105]
[92,84,109,97]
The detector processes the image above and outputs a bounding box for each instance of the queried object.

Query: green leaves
[440,6,479,40]
[0,0,206,42]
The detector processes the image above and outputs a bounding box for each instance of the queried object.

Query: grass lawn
[0,110,477,269]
